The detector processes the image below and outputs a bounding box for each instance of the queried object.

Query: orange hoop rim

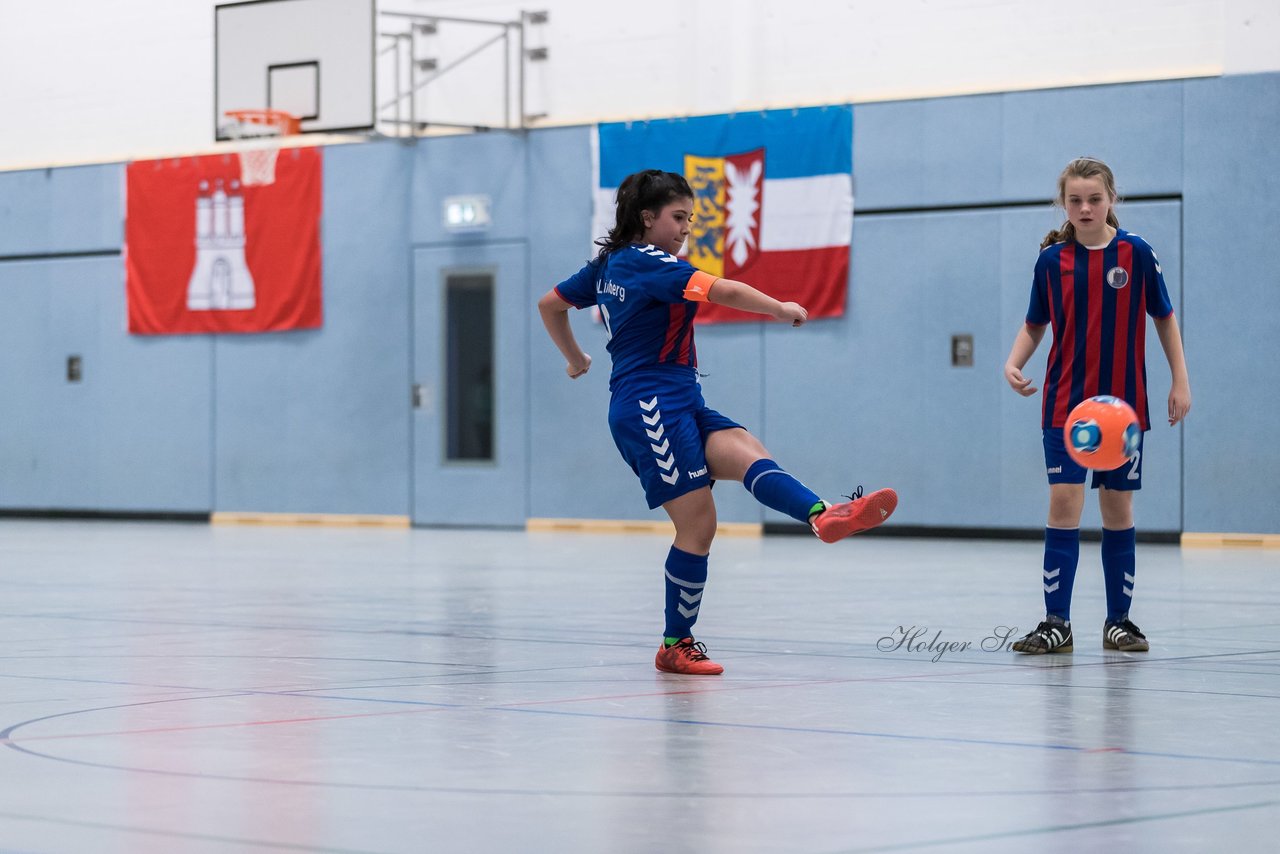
[223,109,302,136]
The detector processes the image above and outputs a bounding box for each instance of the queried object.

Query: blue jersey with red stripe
[555,243,701,391]
[1027,228,1173,431]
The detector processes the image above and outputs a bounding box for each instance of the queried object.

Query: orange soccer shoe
[811,486,898,543]
[655,638,724,675]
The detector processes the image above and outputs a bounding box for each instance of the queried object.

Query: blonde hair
[1040,157,1121,250]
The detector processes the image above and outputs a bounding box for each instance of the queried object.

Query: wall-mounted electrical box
[951,335,973,367]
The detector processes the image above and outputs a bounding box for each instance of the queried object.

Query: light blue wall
[0,256,214,512]
[411,133,529,246]
[1183,74,1280,534]
[524,127,623,518]
[0,162,212,513]
[2,73,1277,533]
[1000,82,1184,199]
[213,141,414,515]
[0,165,122,255]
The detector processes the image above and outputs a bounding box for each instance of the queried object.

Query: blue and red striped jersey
[1027,229,1173,431]
[555,243,702,390]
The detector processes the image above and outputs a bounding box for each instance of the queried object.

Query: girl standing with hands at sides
[1004,156,1191,655]
[538,169,898,675]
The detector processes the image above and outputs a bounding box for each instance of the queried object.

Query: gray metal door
[412,242,528,526]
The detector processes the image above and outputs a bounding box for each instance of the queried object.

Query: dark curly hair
[594,169,693,259]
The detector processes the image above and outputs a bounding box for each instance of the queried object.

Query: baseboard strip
[526,518,762,537]
[212,512,411,528]
[1181,532,1280,549]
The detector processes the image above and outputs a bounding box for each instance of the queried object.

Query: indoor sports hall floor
[0,518,1276,854]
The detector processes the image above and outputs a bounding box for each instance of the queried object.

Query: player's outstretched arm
[706,278,808,326]
[1004,323,1046,396]
[1154,313,1191,425]
[537,290,592,379]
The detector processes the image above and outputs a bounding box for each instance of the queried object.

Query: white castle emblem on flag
[187,178,256,310]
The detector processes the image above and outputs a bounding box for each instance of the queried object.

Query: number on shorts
[1127,450,1141,480]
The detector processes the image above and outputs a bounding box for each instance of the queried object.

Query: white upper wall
[1,0,1277,171]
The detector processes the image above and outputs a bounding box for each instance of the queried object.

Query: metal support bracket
[377,9,548,134]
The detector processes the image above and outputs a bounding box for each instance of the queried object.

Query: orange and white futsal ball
[1064,395,1141,470]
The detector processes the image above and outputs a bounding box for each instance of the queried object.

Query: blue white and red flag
[594,106,853,323]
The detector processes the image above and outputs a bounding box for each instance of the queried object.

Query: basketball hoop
[223,109,302,138]
[222,109,300,187]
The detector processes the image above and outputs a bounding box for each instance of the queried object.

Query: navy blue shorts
[608,380,742,509]
[1043,428,1144,491]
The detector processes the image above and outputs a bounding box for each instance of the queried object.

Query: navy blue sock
[1102,527,1137,622]
[1043,527,1080,622]
[743,459,824,524]
[663,546,709,640]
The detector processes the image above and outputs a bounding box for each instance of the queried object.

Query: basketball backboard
[215,0,375,139]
